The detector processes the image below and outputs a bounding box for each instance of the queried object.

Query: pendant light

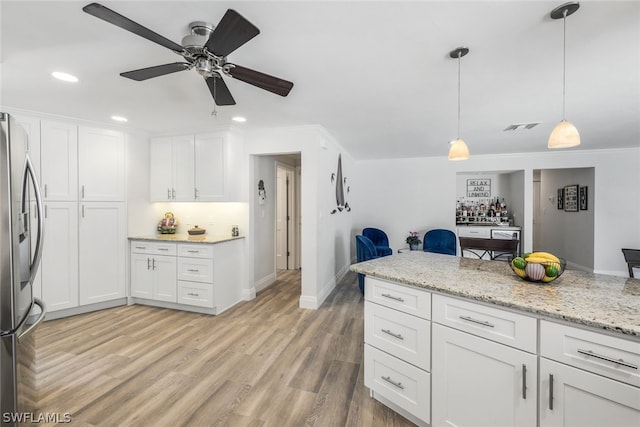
[448,47,470,160]
[548,2,580,149]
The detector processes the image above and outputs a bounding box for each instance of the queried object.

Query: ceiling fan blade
[205,76,236,106]
[83,3,185,54]
[205,9,260,57]
[120,63,191,81]
[227,65,294,97]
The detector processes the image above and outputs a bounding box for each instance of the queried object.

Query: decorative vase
[410,244,420,251]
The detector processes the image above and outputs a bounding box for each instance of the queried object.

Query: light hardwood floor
[35,270,414,426]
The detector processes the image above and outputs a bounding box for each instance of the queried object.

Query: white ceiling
[1,1,639,160]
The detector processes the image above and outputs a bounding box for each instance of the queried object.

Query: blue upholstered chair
[423,229,456,256]
[356,235,379,294]
[362,227,393,257]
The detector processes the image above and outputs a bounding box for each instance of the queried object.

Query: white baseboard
[242,287,257,300]
[44,298,127,321]
[566,261,593,272]
[299,262,351,309]
[593,269,629,278]
[255,272,276,293]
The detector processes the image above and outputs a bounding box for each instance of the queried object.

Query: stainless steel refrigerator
[1,112,46,424]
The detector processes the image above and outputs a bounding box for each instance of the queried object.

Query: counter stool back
[621,248,640,278]
[459,237,519,261]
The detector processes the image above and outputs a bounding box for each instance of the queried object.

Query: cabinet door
[194,133,226,201]
[149,137,174,201]
[40,120,77,201]
[14,115,41,191]
[154,255,177,302]
[431,324,537,427]
[172,135,195,201]
[78,126,125,201]
[41,202,79,311]
[130,253,153,299]
[539,358,640,427]
[79,202,126,305]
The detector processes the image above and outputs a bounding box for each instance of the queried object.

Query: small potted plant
[406,231,422,250]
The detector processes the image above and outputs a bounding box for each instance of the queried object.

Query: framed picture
[557,188,564,210]
[564,185,579,212]
[579,186,588,210]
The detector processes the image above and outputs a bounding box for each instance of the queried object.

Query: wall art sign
[579,186,588,210]
[466,179,491,198]
[564,184,579,212]
[557,188,564,210]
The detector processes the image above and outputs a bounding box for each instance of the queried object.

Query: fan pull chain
[211,75,218,118]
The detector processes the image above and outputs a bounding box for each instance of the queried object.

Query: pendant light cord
[562,10,567,120]
[457,51,462,138]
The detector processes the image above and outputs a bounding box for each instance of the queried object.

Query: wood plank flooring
[34,270,414,426]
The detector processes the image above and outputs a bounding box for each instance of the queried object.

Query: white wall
[245,125,354,309]
[353,147,640,276]
[252,155,278,291]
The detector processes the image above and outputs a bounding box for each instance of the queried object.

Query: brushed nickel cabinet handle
[381,329,404,340]
[381,376,404,390]
[152,258,156,270]
[44,205,48,218]
[82,205,85,218]
[167,188,171,200]
[147,258,151,270]
[172,188,176,199]
[187,292,200,297]
[549,374,554,410]
[158,248,169,251]
[459,315,495,328]
[81,185,85,198]
[187,269,199,273]
[522,364,527,399]
[577,349,638,370]
[44,184,47,198]
[381,293,404,302]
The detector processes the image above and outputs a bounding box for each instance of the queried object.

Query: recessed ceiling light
[232,116,247,123]
[111,115,128,123]
[51,71,78,83]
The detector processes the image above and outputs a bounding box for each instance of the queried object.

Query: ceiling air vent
[503,122,541,131]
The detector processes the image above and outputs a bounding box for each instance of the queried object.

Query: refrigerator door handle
[23,155,44,284]
[17,298,47,342]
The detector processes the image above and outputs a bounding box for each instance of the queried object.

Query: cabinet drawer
[457,227,491,238]
[432,294,537,353]
[365,344,430,423]
[177,257,213,283]
[365,302,430,371]
[541,320,640,387]
[177,281,214,308]
[365,277,431,320]
[178,243,213,259]
[132,241,177,256]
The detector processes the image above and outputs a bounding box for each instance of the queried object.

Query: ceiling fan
[82,2,294,106]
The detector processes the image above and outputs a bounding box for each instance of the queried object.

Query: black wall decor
[579,186,588,210]
[557,188,564,210]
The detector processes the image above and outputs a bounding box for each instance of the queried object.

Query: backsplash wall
[150,202,249,237]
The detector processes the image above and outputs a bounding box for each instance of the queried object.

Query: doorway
[276,162,299,270]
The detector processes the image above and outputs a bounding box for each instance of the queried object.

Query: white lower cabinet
[130,252,177,302]
[539,358,640,427]
[431,323,537,427]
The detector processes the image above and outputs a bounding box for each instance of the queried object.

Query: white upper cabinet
[150,132,230,202]
[150,135,195,201]
[13,115,41,183]
[78,126,125,201]
[40,120,78,201]
[195,133,226,201]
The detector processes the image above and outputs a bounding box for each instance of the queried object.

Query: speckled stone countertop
[129,234,244,244]
[351,252,640,338]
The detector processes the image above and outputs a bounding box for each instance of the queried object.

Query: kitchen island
[351,252,640,427]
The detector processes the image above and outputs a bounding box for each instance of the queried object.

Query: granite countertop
[129,234,244,244]
[350,252,640,338]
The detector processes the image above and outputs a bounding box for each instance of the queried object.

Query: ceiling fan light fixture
[548,119,580,148]
[448,139,470,161]
[548,1,581,149]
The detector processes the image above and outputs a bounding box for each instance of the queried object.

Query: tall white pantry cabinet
[16,115,127,314]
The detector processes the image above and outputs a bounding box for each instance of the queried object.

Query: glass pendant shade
[448,138,470,160]
[548,119,580,148]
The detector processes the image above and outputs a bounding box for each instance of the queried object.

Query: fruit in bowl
[509,252,566,283]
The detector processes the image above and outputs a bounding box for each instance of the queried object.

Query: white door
[172,135,195,201]
[79,202,126,305]
[154,255,177,302]
[40,120,77,201]
[150,138,174,201]
[539,358,640,427]
[431,323,537,427]
[78,126,125,201]
[130,253,153,299]
[41,202,79,311]
[195,133,226,201]
[533,179,541,251]
[276,166,288,270]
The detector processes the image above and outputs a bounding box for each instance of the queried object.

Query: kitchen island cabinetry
[129,236,244,314]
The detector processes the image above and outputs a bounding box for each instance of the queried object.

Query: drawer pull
[381,293,404,303]
[381,376,404,390]
[158,248,169,251]
[135,246,146,250]
[381,329,404,340]
[187,292,200,297]
[187,250,200,253]
[187,269,200,273]
[522,364,527,400]
[549,374,554,410]
[577,349,639,370]
[459,315,495,328]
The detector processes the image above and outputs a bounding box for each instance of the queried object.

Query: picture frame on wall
[579,186,588,210]
[557,188,564,210]
[564,185,579,212]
